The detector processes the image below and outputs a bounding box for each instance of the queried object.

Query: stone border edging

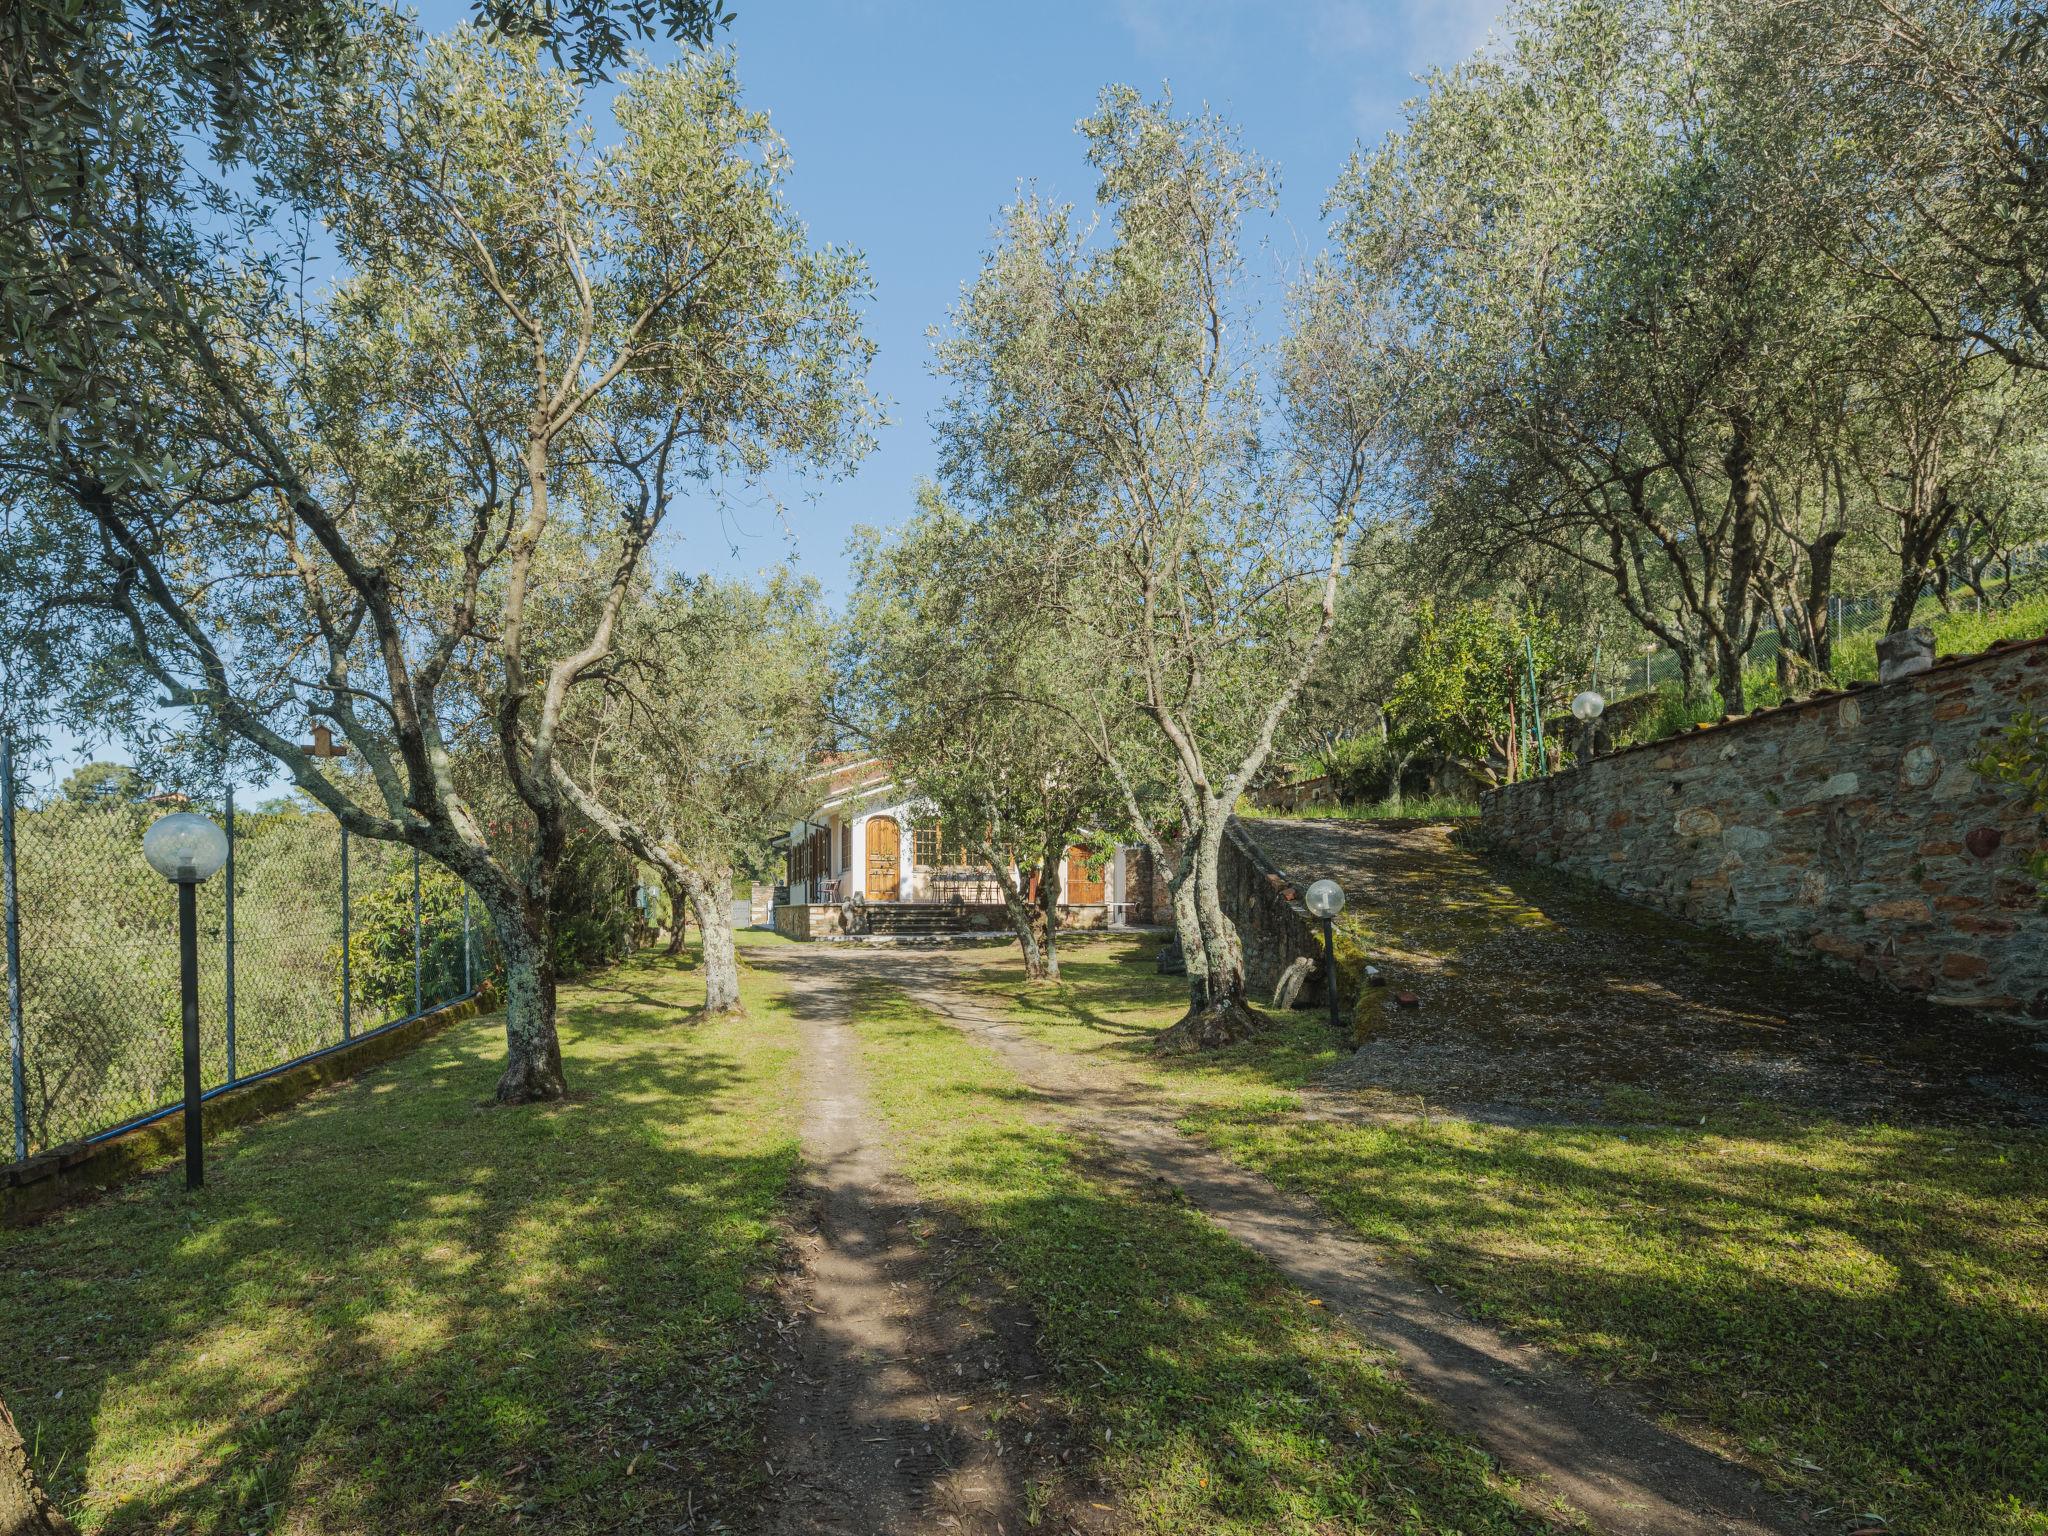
[2,986,497,1225]
[1223,818,1372,1006]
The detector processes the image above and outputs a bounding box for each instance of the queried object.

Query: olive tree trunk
[1035,846,1064,984]
[662,871,690,957]
[472,879,567,1103]
[2,1396,77,1536]
[1169,844,1209,1012]
[685,864,743,1015]
[1155,815,1258,1053]
[541,759,741,1016]
[983,847,1051,981]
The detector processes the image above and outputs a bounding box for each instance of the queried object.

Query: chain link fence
[1,743,488,1161]
[1602,543,2048,703]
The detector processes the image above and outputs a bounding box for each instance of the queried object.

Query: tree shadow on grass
[909,916,2048,1531]
[844,1019,1552,1535]
[1198,1103,2048,1532]
[0,954,798,1535]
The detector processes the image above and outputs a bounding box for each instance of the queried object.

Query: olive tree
[933,88,1400,1047]
[0,27,873,1099]
[842,492,1126,981]
[553,572,834,1014]
[1775,0,2048,373]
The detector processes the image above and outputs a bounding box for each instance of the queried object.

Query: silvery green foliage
[927,86,1401,1027]
[0,21,875,1097]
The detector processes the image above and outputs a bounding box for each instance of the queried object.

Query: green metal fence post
[412,847,422,1017]
[340,825,353,1041]
[224,788,237,1084]
[2,736,24,1163]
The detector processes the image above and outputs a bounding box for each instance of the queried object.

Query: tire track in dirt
[760,961,1047,1536]
[858,949,1810,1536]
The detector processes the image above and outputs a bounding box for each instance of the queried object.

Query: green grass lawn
[966,936,2048,1536]
[0,947,801,1535]
[846,978,1550,1536]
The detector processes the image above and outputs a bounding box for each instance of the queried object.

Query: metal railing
[0,743,487,1161]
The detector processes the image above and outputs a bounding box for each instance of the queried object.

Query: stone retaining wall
[1477,636,2048,1021]
[1221,820,1362,1006]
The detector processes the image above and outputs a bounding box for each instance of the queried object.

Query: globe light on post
[142,811,228,1191]
[1303,879,1347,1037]
[142,812,229,885]
[1570,690,1606,763]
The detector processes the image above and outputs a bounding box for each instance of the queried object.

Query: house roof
[803,754,896,814]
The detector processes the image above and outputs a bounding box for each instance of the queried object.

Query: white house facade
[770,757,1158,938]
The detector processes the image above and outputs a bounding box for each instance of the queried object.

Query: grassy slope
[972,937,2048,1536]
[0,946,801,1535]
[846,979,1549,1536]
[1616,590,2048,749]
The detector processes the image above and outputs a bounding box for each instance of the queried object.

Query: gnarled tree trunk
[477,884,567,1104]
[3,1395,77,1536]
[1156,815,1259,1053]
[1170,861,1208,1011]
[662,871,690,957]
[1035,846,1064,984]
[984,848,1050,981]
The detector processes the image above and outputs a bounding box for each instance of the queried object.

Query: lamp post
[1304,878,1347,1037]
[142,811,229,1191]
[1570,689,1606,762]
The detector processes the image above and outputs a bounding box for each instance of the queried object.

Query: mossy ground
[1,944,802,1535]
[960,928,2048,1536]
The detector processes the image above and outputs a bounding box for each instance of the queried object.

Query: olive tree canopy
[0,24,876,1099]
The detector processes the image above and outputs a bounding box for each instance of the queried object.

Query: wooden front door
[865,817,900,902]
[1065,845,1105,904]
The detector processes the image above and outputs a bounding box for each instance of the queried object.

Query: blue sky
[588,0,1506,595]
[44,0,1506,790]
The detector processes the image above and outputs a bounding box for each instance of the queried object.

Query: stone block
[1876,626,1935,683]
[1675,806,1722,838]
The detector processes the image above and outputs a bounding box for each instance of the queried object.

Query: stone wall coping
[1489,628,2048,798]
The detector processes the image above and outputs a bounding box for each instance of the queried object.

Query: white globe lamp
[140,808,229,1192]
[1303,879,1347,1036]
[142,811,229,885]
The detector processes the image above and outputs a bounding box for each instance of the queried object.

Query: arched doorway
[865,816,900,902]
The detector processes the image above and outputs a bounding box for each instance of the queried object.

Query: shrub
[1321,736,1401,804]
